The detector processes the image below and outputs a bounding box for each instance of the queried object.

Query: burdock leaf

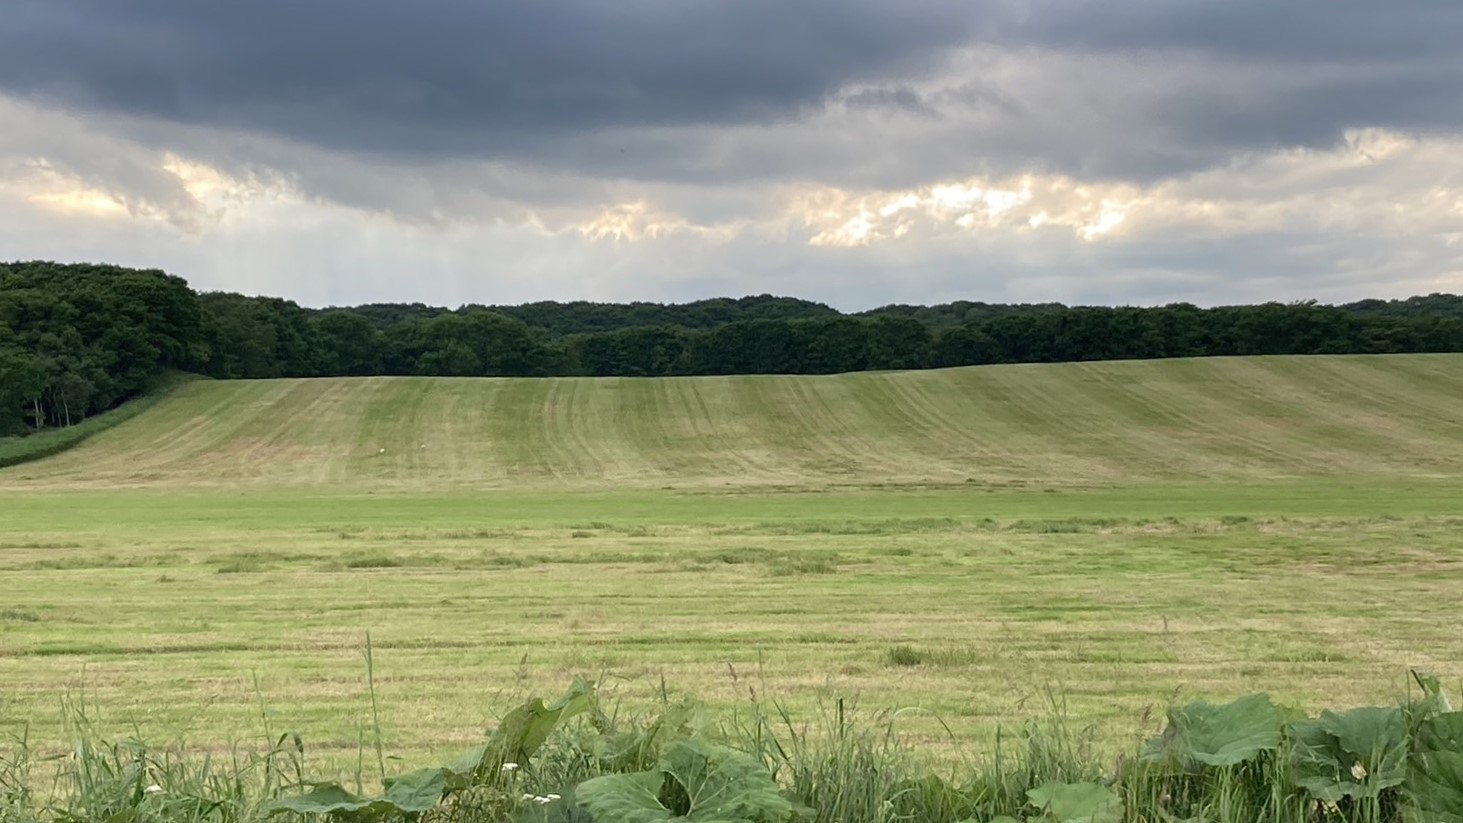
[1026,781,1122,823]
[1141,693,1288,768]
[575,740,791,823]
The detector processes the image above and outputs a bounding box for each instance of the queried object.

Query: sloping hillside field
[7,354,1463,490]
[2,355,1462,777]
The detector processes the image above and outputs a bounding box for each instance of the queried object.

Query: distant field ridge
[4,354,1462,490]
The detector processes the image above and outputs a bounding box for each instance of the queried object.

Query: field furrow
[4,354,1462,491]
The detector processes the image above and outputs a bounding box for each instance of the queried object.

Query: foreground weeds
[2,672,1459,823]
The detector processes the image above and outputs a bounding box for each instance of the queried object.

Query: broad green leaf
[271,681,598,819]
[1290,720,1354,802]
[576,771,671,823]
[575,740,791,823]
[1414,711,1463,754]
[267,782,363,813]
[266,783,397,818]
[1026,781,1122,823]
[445,743,491,777]
[1141,694,1288,768]
[1405,712,1463,823]
[1404,751,1463,823]
[380,767,454,813]
[270,773,454,819]
[1411,671,1454,720]
[519,678,596,755]
[1291,706,1407,801]
[589,699,706,773]
[510,787,596,823]
[660,739,792,823]
[463,678,596,780]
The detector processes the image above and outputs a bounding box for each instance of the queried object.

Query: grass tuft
[216,558,269,574]
[767,557,839,576]
[886,645,925,667]
[343,552,405,569]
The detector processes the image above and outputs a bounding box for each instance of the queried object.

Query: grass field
[0,373,194,470]
[2,355,1462,784]
[6,354,1463,491]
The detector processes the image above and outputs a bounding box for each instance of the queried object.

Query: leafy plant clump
[5,670,1462,823]
[270,679,594,820]
[1140,692,1294,770]
[576,739,792,823]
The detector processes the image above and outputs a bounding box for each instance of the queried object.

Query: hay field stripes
[3,354,1463,490]
[2,490,1462,768]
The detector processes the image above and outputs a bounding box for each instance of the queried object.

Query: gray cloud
[2,0,1460,190]
[1,1,1460,312]
[0,1,971,154]
[1004,0,1463,64]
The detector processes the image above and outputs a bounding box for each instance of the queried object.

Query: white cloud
[785,128,1463,253]
[2,83,1460,311]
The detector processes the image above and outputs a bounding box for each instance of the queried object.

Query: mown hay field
[7,354,1463,492]
[2,355,1462,776]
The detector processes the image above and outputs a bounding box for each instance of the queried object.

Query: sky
[2,1,1461,311]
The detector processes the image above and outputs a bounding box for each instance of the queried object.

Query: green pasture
[2,355,1462,781]
[3,481,1461,778]
[6,355,1463,492]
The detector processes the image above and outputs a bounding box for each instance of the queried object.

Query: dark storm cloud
[1,0,1460,187]
[0,0,974,155]
[995,0,1463,165]
[1006,0,1463,63]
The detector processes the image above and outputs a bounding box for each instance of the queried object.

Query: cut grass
[1,482,1461,779]
[0,355,1460,789]
[0,373,195,470]
[3,355,1462,491]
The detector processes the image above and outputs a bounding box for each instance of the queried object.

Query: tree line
[1,263,206,435]
[4,260,1463,435]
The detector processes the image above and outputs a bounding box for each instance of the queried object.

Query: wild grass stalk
[1,671,1453,823]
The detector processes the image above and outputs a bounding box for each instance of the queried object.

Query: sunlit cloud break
[1,1,1461,307]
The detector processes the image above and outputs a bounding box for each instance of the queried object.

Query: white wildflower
[546,794,561,801]
[521,793,536,802]
[1351,762,1368,781]
[534,796,553,805]
[501,762,519,772]
[144,784,163,795]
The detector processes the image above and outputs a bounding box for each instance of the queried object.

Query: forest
[4,260,1463,435]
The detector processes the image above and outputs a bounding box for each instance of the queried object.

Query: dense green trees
[399,310,558,377]
[4,260,1463,437]
[1,262,205,433]
[569,327,694,377]
[199,292,317,378]
[495,295,840,336]
[313,310,382,376]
